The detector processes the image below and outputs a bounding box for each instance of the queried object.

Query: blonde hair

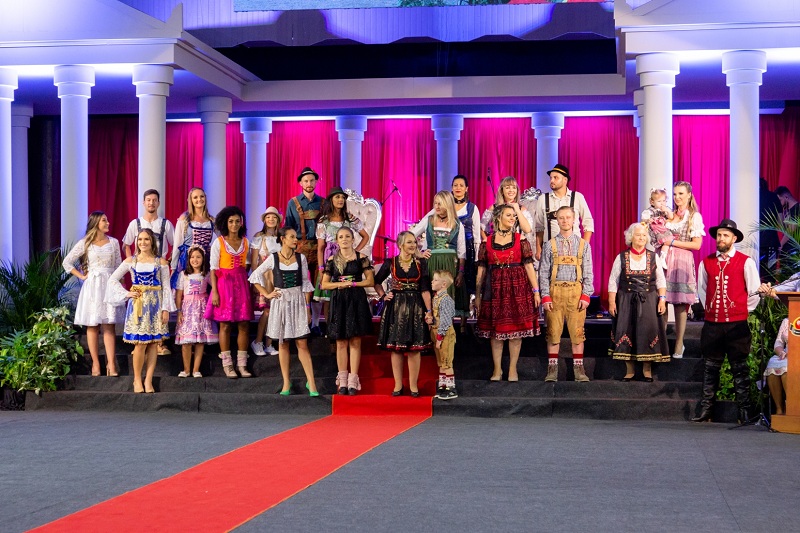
[182,187,213,224]
[433,270,454,286]
[333,226,356,274]
[649,188,667,202]
[673,181,698,218]
[80,211,106,275]
[495,176,519,206]
[491,204,515,231]
[432,190,458,231]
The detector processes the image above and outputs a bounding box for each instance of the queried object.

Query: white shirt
[534,188,594,240]
[122,217,175,259]
[412,216,466,259]
[607,251,666,293]
[697,247,761,312]
[422,204,480,261]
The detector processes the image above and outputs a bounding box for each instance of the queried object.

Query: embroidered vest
[702,252,749,323]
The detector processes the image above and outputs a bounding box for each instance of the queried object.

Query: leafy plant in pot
[0,249,80,409]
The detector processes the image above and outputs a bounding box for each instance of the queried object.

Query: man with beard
[692,219,761,423]
[284,167,325,334]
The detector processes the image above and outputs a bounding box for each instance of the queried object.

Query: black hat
[326,186,348,201]
[547,164,571,181]
[297,167,319,182]
[710,218,744,242]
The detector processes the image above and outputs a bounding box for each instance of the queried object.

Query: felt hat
[260,206,282,225]
[297,167,319,182]
[547,164,571,182]
[326,186,348,201]
[709,218,744,242]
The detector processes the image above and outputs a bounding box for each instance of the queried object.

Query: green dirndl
[428,249,458,300]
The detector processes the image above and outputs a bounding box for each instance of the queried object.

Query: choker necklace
[279,250,294,261]
[629,247,645,256]
[437,214,448,222]
[453,197,467,205]
[497,228,511,236]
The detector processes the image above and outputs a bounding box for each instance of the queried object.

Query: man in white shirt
[122,189,176,355]
[692,219,761,424]
[123,189,175,260]
[534,164,594,262]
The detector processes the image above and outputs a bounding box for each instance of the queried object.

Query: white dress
[249,254,314,342]
[62,238,125,326]
[765,318,789,377]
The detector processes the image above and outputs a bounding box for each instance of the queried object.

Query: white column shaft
[11,104,33,262]
[432,115,464,193]
[199,96,232,216]
[241,117,272,234]
[336,116,367,192]
[532,113,564,191]
[0,68,17,263]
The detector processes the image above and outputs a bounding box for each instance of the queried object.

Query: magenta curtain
[672,115,731,262]
[362,119,436,260]
[457,118,537,214]
[266,120,340,218]
[558,116,640,303]
[88,117,139,243]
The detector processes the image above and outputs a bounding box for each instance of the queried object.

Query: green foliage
[0,249,76,335]
[0,307,84,395]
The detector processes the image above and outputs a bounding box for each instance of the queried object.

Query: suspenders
[136,218,167,255]
[544,192,576,241]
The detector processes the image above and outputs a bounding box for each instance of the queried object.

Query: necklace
[629,247,645,256]
[497,228,511,236]
[279,250,294,262]
[436,214,448,222]
[453,197,467,205]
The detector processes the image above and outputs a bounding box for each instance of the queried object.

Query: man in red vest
[692,219,761,423]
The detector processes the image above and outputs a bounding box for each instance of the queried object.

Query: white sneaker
[178,371,189,378]
[265,344,279,356]
[192,372,203,378]
[250,341,266,356]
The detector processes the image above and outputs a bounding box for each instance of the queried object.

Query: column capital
[636,53,679,88]
[240,117,273,134]
[11,103,33,128]
[531,112,564,131]
[335,115,367,132]
[132,64,174,97]
[431,114,464,142]
[54,65,95,98]
[198,96,232,124]
[723,50,767,86]
[0,68,18,100]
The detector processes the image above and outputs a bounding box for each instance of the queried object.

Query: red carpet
[30,401,431,533]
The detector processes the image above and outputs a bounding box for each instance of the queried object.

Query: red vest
[702,252,749,323]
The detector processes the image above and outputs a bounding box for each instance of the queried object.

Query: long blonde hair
[182,187,213,223]
[495,176,520,206]
[673,181,698,218]
[80,211,106,274]
[333,226,356,274]
[432,190,458,231]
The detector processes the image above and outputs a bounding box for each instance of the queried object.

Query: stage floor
[3,411,798,532]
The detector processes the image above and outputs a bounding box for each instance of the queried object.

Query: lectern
[772,292,800,434]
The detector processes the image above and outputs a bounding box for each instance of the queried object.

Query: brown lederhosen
[292,197,320,279]
[545,238,587,345]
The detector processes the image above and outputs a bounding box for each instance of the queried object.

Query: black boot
[732,360,757,424]
[691,360,721,422]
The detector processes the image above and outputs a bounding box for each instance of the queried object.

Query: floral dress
[107,259,176,344]
[62,238,124,326]
[175,272,218,345]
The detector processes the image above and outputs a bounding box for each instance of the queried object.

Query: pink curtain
[266,120,340,218]
[457,118,537,214]
[362,119,436,260]
[88,117,139,243]
[558,116,640,303]
[672,115,731,262]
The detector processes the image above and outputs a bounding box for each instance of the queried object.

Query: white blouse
[607,252,667,293]
[106,259,177,312]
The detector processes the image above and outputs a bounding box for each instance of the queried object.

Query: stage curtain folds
[362,118,436,261]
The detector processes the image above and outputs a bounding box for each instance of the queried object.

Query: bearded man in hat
[285,167,325,332]
[692,218,761,423]
[534,164,594,262]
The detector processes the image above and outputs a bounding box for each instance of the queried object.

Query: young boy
[427,270,458,400]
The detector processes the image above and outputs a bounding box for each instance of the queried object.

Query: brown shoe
[544,363,558,382]
[574,364,590,382]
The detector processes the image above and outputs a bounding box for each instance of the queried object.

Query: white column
[240,117,272,234]
[54,65,95,247]
[723,50,766,257]
[636,53,679,209]
[11,103,33,263]
[0,68,17,263]
[198,96,232,216]
[633,89,647,213]
[531,112,564,191]
[431,114,464,193]
[335,116,367,192]
[132,65,173,211]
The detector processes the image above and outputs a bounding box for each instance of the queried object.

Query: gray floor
[2,412,799,533]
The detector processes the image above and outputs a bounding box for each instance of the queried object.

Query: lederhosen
[292,197,320,278]
[545,237,587,344]
[544,193,576,241]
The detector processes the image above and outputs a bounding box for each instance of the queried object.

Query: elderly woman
[608,223,671,381]
[475,204,541,381]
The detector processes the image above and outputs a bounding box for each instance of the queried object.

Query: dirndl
[204,267,254,322]
[427,249,458,300]
[665,246,697,305]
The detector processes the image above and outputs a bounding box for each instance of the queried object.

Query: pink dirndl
[205,267,254,322]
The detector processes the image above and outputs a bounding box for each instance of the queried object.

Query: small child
[427,270,458,400]
[641,188,674,264]
[175,246,219,378]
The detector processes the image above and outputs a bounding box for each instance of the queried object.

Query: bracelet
[426,309,432,314]
[351,281,356,288]
[532,288,540,293]
[458,268,465,273]
[318,266,324,271]
[306,304,311,308]
[658,295,667,300]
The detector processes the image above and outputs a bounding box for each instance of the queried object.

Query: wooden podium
[772,292,800,434]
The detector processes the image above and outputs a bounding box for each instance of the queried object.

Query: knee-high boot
[691,360,721,422]
[731,359,755,423]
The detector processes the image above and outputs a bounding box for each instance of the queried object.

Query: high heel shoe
[305,382,320,397]
[410,390,420,398]
[279,389,292,396]
[106,368,119,377]
[133,381,144,394]
[392,387,403,397]
[144,384,155,393]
